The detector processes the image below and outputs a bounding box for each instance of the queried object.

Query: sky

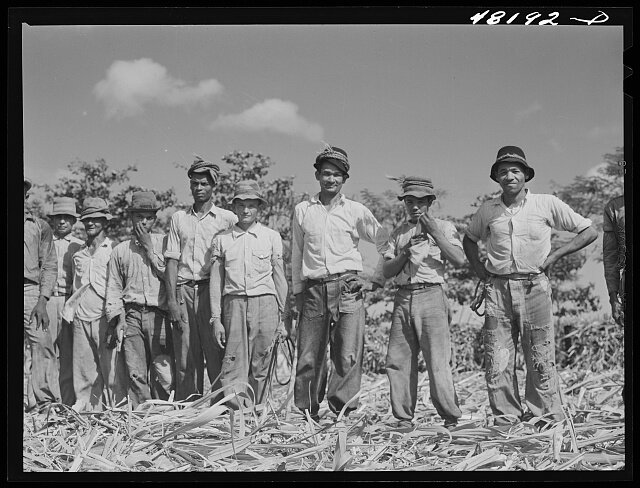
[21,18,625,304]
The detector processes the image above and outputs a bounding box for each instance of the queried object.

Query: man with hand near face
[106,191,173,408]
[291,144,388,422]
[164,156,237,400]
[463,146,597,429]
[209,180,289,409]
[63,197,127,412]
[382,176,464,430]
[47,197,84,406]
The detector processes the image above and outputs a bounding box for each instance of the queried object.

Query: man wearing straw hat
[165,156,237,400]
[463,145,597,429]
[62,197,127,412]
[47,196,84,406]
[291,144,388,423]
[382,176,464,430]
[23,178,59,411]
[209,180,289,409]
[106,191,174,408]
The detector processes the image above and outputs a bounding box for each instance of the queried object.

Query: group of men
[24,143,624,431]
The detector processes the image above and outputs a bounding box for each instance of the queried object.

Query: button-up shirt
[105,234,168,322]
[211,222,288,313]
[291,193,388,295]
[24,211,57,298]
[53,233,84,296]
[603,195,625,295]
[68,237,116,321]
[164,202,237,284]
[465,190,592,275]
[384,218,462,285]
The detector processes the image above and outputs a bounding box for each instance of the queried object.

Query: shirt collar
[232,222,260,239]
[54,233,73,242]
[188,200,219,217]
[492,188,531,206]
[310,193,346,205]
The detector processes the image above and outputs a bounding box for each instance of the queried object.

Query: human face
[403,195,433,223]
[82,217,107,238]
[131,211,157,233]
[190,173,214,204]
[315,161,346,196]
[233,199,261,227]
[53,215,76,238]
[495,162,526,195]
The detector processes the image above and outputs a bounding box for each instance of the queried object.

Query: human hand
[418,210,440,237]
[30,297,49,331]
[134,223,153,251]
[344,275,372,293]
[115,314,126,352]
[212,317,226,348]
[167,301,184,332]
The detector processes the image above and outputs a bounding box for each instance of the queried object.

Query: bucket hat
[48,197,80,218]
[231,180,268,206]
[490,146,535,182]
[128,191,160,212]
[80,197,113,221]
[397,176,437,201]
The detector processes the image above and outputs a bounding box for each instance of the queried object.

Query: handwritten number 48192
[470,10,609,25]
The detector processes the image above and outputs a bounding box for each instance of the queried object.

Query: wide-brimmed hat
[231,180,268,206]
[490,146,535,182]
[128,191,160,212]
[48,197,80,218]
[24,178,32,192]
[80,197,113,221]
[314,144,350,175]
[397,176,437,201]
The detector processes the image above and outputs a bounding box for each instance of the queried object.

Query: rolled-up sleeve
[464,207,486,243]
[549,195,592,233]
[105,251,125,322]
[38,221,58,299]
[164,213,182,261]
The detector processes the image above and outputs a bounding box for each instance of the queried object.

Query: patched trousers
[483,273,564,424]
[385,285,461,423]
[219,294,279,409]
[294,276,365,416]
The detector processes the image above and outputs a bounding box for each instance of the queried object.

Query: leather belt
[306,271,358,287]
[489,272,543,281]
[125,303,163,313]
[179,279,210,288]
[399,282,440,291]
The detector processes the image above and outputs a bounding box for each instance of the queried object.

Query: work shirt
[164,202,237,284]
[291,193,388,295]
[105,234,168,322]
[211,222,288,313]
[66,237,116,322]
[53,233,84,296]
[465,190,592,275]
[24,211,57,298]
[384,218,462,285]
[603,195,625,295]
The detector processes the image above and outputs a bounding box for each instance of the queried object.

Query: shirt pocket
[251,249,272,274]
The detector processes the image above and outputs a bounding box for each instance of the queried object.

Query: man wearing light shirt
[463,146,597,429]
[209,180,289,409]
[63,197,127,412]
[164,156,237,400]
[382,176,464,430]
[106,191,173,408]
[47,197,84,406]
[291,144,388,422]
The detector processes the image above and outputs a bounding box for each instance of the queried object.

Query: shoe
[443,418,458,430]
[396,419,413,429]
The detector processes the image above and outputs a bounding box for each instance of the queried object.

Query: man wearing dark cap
[23,178,59,410]
[209,180,289,409]
[382,176,464,430]
[47,197,84,406]
[165,156,237,400]
[106,191,173,408]
[463,146,597,429]
[62,197,127,411]
[291,144,388,422]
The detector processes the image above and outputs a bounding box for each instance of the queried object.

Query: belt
[399,282,440,291]
[125,303,163,312]
[489,272,543,281]
[179,279,210,288]
[306,271,358,287]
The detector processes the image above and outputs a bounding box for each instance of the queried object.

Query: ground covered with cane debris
[23,359,625,473]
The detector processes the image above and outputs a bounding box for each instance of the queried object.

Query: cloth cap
[187,154,220,185]
[397,176,437,201]
[24,178,32,192]
[231,180,268,206]
[48,197,80,218]
[80,197,113,221]
[128,191,160,212]
[314,144,350,175]
[490,145,535,182]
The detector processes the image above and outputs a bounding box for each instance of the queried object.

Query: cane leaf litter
[23,332,625,473]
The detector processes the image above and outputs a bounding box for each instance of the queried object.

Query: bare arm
[462,235,488,281]
[541,226,598,273]
[419,213,466,268]
[165,258,182,328]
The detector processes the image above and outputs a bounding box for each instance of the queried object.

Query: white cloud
[94,58,224,118]
[209,98,324,142]
[514,102,542,122]
[587,125,622,139]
